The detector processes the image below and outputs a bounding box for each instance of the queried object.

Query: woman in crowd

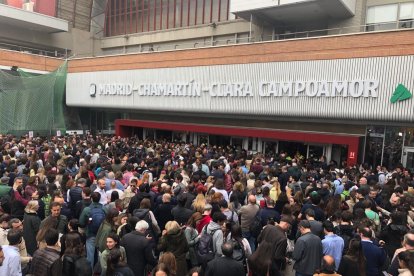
[230,181,247,206]
[158,252,177,276]
[22,200,41,256]
[152,263,172,276]
[36,215,58,249]
[62,232,91,276]
[192,193,206,213]
[338,238,366,276]
[60,219,84,256]
[380,211,410,257]
[157,220,189,276]
[106,248,134,276]
[398,251,414,276]
[96,208,120,253]
[100,233,127,276]
[248,240,274,276]
[184,212,202,268]
[275,192,289,214]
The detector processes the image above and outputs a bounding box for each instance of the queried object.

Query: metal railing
[1,18,413,58]
[0,42,67,58]
[101,19,414,55]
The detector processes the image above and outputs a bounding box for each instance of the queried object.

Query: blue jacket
[361,240,387,276]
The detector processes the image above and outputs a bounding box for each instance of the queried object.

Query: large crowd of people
[0,133,414,276]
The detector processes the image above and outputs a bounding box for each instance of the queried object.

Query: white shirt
[94,187,108,205]
[0,245,22,276]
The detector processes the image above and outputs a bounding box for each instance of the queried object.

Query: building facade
[1,0,414,169]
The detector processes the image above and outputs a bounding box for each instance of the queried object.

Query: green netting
[0,61,67,136]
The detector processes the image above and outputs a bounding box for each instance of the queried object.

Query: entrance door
[307,144,325,161]
[264,141,278,156]
[403,147,414,171]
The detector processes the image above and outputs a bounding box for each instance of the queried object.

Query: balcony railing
[101,19,414,53]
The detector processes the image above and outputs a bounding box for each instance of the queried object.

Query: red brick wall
[1,29,414,73]
[0,50,62,71]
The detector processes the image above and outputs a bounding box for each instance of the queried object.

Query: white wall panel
[66,55,414,123]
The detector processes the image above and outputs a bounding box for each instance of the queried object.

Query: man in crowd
[322,220,344,271]
[359,226,387,276]
[121,220,157,276]
[0,229,22,275]
[79,192,106,268]
[258,216,292,275]
[40,202,67,234]
[240,195,260,251]
[205,242,245,276]
[30,228,62,276]
[293,220,323,276]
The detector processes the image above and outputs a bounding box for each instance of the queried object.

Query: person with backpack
[79,192,106,269]
[196,212,227,268]
[132,198,161,244]
[227,224,251,273]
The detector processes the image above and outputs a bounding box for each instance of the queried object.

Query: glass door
[403,147,414,172]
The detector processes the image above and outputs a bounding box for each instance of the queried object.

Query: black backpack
[195,226,218,265]
[231,238,247,272]
[133,209,156,238]
[249,209,262,238]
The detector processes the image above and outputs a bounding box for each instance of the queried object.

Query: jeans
[86,236,96,269]
[242,231,256,252]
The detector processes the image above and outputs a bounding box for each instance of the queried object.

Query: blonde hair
[192,193,206,213]
[25,200,39,213]
[165,220,180,233]
[270,179,282,201]
[233,181,245,192]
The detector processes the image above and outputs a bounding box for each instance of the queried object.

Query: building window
[366,2,414,31]
[104,0,233,37]
[399,2,414,28]
[366,4,398,31]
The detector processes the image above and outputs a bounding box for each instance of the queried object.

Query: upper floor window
[366,2,414,31]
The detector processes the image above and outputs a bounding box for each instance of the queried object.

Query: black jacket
[171,205,194,226]
[23,212,41,256]
[380,224,409,257]
[206,256,245,276]
[121,231,157,276]
[153,202,174,231]
[128,192,153,214]
[62,255,91,276]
